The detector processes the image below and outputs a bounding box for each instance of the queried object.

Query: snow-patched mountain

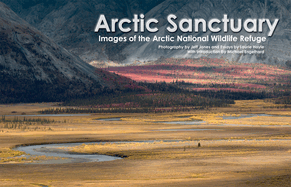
[0,2,117,103]
[122,0,291,66]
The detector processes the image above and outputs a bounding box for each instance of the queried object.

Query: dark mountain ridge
[0,2,140,103]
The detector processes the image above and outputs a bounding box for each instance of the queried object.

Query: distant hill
[105,57,291,93]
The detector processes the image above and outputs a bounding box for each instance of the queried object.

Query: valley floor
[0,100,291,186]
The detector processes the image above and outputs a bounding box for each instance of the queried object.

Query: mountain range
[1,0,291,67]
[1,0,290,103]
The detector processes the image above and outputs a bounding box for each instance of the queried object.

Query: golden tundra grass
[59,139,291,160]
[0,100,291,186]
[0,148,63,164]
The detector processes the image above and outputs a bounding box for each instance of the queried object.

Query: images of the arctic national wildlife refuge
[0,0,291,186]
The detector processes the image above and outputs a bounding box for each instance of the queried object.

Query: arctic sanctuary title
[95,14,279,37]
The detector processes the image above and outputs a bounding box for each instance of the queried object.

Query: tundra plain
[0,100,291,187]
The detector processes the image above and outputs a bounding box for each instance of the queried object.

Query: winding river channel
[14,138,291,164]
[15,142,122,164]
[13,114,291,164]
